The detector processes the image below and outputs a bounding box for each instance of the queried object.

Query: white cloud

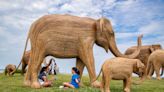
[0,48,8,52]
[115,32,139,39]
[60,3,75,12]
[24,1,48,12]
[0,0,22,10]
[57,0,102,18]
[0,26,26,48]
[139,21,164,35]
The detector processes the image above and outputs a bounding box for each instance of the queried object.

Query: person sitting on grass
[60,67,80,89]
[38,66,53,87]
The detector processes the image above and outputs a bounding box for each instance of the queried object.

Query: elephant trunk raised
[98,18,142,59]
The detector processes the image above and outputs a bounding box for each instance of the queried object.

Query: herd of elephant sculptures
[4,14,164,92]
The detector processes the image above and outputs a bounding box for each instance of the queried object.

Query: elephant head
[134,60,145,77]
[149,44,162,52]
[95,18,142,59]
[4,64,16,76]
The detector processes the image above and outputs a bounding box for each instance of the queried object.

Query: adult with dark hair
[60,67,80,89]
[38,64,53,87]
[49,58,57,75]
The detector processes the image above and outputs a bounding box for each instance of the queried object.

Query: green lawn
[0,73,163,92]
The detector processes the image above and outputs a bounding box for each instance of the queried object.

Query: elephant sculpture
[125,44,162,80]
[17,50,30,75]
[93,57,145,92]
[4,64,16,76]
[22,14,142,88]
[147,50,164,80]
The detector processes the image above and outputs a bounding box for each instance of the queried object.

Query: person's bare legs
[42,81,53,87]
[63,82,75,88]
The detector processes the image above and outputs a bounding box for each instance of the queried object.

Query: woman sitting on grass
[38,66,53,87]
[60,67,80,89]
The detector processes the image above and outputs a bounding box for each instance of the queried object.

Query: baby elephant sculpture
[4,64,16,76]
[147,50,164,80]
[94,57,145,92]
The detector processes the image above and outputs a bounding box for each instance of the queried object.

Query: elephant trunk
[108,34,142,59]
[12,65,17,75]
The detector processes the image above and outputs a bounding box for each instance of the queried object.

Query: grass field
[0,73,163,92]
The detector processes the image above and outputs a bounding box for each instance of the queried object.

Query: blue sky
[0,0,164,74]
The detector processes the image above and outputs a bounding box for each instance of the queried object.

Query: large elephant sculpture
[17,50,30,75]
[125,44,162,80]
[22,14,142,88]
[4,64,16,76]
[147,50,164,80]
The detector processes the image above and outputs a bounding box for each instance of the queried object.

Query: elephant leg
[79,48,99,87]
[30,41,45,88]
[123,79,126,91]
[104,73,110,92]
[150,68,154,76]
[31,51,45,88]
[154,63,161,80]
[78,39,100,87]
[124,77,131,92]
[141,60,147,80]
[24,55,32,86]
[22,60,27,75]
[76,58,85,86]
[24,65,31,86]
[100,72,105,92]
[147,63,154,79]
[76,58,85,79]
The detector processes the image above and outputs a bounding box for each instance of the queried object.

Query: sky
[0,0,164,75]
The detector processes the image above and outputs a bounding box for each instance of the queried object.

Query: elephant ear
[137,60,144,68]
[96,18,105,33]
[149,46,154,53]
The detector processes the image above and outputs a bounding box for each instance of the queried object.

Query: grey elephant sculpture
[4,64,16,76]
[93,57,144,92]
[125,44,162,80]
[22,14,142,88]
[147,50,164,80]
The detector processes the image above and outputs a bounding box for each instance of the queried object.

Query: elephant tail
[161,66,164,76]
[16,35,29,70]
[91,67,102,84]
[16,29,31,71]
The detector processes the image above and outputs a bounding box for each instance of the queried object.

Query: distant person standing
[49,58,56,75]
[42,58,56,75]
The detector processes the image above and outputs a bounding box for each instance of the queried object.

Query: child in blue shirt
[60,67,80,88]
[38,61,54,87]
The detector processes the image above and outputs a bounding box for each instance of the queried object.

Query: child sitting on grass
[38,66,54,87]
[60,67,80,89]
